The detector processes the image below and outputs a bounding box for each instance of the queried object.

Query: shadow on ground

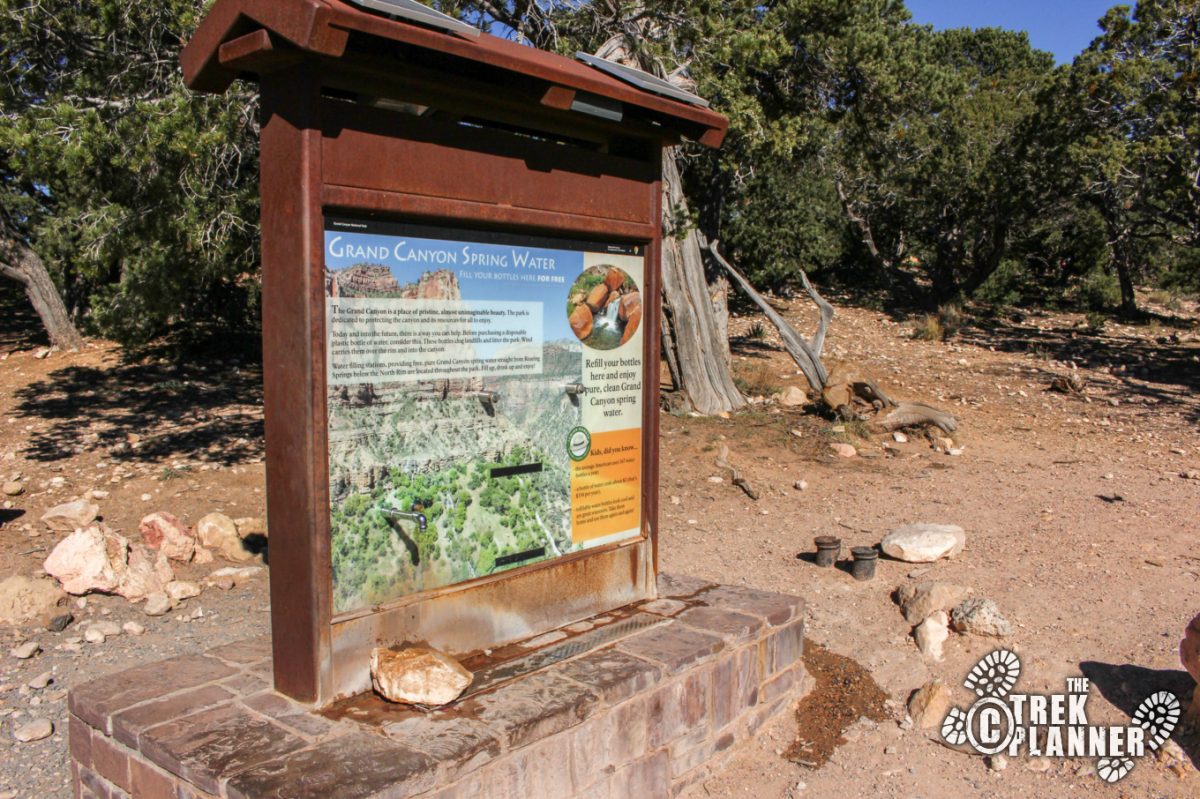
[13,356,264,466]
[1080,660,1199,769]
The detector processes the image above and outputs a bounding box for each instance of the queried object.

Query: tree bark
[660,151,745,414]
[0,237,85,350]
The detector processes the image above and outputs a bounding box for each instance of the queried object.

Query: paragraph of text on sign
[326,298,543,385]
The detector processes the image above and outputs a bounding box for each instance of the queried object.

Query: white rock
[2,481,23,497]
[114,544,174,602]
[881,523,966,563]
[206,566,263,587]
[829,442,857,458]
[88,490,109,500]
[371,646,473,706]
[165,581,201,602]
[10,641,40,659]
[892,432,908,443]
[122,621,146,635]
[84,627,105,644]
[914,611,950,661]
[12,718,53,742]
[43,526,128,595]
[95,620,121,637]
[40,500,99,531]
[143,592,172,617]
[196,513,253,562]
[778,386,807,407]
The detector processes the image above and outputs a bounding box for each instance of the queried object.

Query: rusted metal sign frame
[183,0,727,706]
[258,61,665,704]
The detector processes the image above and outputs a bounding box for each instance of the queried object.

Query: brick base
[69,574,806,798]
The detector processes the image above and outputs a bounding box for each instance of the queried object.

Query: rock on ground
[370,646,473,706]
[881,523,966,563]
[12,718,53,742]
[829,443,858,458]
[196,513,254,562]
[165,581,201,602]
[42,526,127,595]
[233,517,267,538]
[142,592,172,617]
[115,545,174,602]
[778,386,807,407]
[10,640,40,659]
[139,512,195,562]
[950,598,1012,637]
[897,581,972,624]
[2,481,23,496]
[914,611,950,661]
[908,680,953,729]
[0,575,66,626]
[39,500,99,532]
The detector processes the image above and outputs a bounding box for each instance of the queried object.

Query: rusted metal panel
[329,538,654,699]
[320,101,657,225]
[180,0,728,147]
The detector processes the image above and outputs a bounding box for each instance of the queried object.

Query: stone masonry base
[68,573,806,798]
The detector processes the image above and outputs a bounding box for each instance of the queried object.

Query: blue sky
[905,0,1120,63]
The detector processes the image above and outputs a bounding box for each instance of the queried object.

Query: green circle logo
[567,426,591,461]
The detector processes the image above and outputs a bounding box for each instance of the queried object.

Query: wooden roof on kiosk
[180,0,728,147]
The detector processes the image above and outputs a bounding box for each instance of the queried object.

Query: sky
[905,0,1120,64]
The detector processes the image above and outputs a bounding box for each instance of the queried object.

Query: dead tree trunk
[660,154,745,414]
[0,237,84,350]
[590,36,743,415]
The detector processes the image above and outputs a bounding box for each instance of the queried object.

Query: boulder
[908,680,953,729]
[40,500,99,531]
[197,513,253,562]
[114,545,174,602]
[139,512,195,562]
[585,284,609,312]
[0,575,66,626]
[897,581,972,624]
[370,646,473,706]
[881,523,966,563]
[950,598,1012,638]
[2,481,23,497]
[618,306,641,346]
[604,267,625,292]
[829,442,857,458]
[569,304,593,341]
[43,526,127,595]
[914,611,950,661]
[618,291,641,322]
[777,386,807,407]
[234,517,267,539]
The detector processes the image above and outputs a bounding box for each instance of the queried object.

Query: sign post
[182,0,727,705]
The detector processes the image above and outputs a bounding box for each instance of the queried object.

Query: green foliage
[0,0,260,346]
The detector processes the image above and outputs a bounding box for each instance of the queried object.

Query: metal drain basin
[461,613,668,699]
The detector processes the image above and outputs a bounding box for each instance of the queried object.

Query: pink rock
[43,526,128,595]
[115,545,175,602]
[1181,612,1200,684]
[138,512,195,562]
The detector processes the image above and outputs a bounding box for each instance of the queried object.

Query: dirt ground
[0,280,1198,798]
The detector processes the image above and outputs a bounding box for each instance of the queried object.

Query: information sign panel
[324,218,646,614]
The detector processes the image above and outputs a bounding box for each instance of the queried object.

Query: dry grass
[733,361,784,398]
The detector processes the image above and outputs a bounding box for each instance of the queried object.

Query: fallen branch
[706,240,829,393]
[716,443,758,500]
[878,402,958,434]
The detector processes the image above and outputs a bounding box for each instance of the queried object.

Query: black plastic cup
[814,536,841,568]
[851,546,878,581]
